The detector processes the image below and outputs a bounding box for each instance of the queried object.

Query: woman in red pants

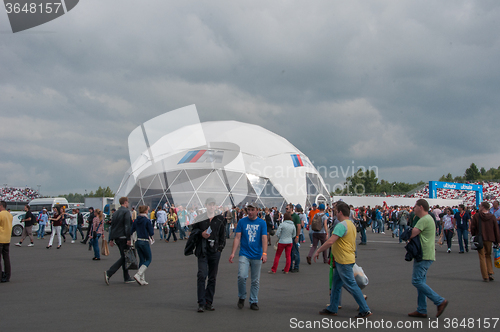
[269,212,296,274]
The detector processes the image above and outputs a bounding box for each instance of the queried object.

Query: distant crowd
[0,187,40,202]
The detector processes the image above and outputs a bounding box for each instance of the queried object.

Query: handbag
[471,215,483,251]
[124,248,139,270]
[101,238,109,256]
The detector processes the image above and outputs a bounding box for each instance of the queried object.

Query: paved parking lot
[2,232,498,332]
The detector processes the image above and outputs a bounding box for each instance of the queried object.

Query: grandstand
[0,187,41,202]
[397,181,500,206]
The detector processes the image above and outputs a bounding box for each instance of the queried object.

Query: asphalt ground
[2,230,499,332]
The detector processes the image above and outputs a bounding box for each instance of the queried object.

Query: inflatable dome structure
[115,105,330,211]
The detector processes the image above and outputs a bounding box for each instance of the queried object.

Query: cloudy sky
[1,0,500,196]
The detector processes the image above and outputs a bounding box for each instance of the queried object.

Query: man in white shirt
[156,206,167,241]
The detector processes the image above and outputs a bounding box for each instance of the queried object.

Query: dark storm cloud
[1,0,500,195]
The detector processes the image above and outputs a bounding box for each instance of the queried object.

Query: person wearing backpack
[398,207,410,244]
[306,204,329,264]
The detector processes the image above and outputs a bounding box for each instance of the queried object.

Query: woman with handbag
[441,208,455,253]
[166,207,178,242]
[89,209,105,260]
[131,205,154,285]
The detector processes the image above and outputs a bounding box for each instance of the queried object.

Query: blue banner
[428,181,483,207]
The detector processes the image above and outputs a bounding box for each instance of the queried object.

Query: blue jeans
[399,224,408,243]
[167,227,177,241]
[135,240,152,267]
[92,234,101,259]
[412,260,445,314]
[360,227,366,244]
[38,224,45,238]
[327,262,370,314]
[178,222,186,240]
[69,225,77,241]
[158,224,165,239]
[457,228,469,252]
[378,219,384,233]
[238,256,262,304]
[226,222,231,239]
[291,241,300,270]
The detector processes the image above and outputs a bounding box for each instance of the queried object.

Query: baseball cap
[205,197,216,205]
[295,204,302,209]
[312,203,317,207]
[319,203,325,210]
[246,202,259,208]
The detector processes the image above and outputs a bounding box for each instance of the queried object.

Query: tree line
[58,186,115,203]
[439,163,500,183]
[332,169,425,196]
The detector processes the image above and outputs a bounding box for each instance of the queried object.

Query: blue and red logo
[178,150,224,164]
[291,154,304,167]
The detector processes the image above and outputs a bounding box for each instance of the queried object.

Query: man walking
[15,205,35,247]
[489,201,500,227]
[37,208,49,239]
[76,208,85,240]
[229,202,267,310]
[314,201,371,318]
[0,201,13,283]
[407,199,448,318]
[104,197,134,284]
[81,207,94,245]
[307,204,329,264]
[471,201,500,281]
[156,206,167,241]
[290,204,302,273]
[398,207,409,244]
[191,198,226,312]
[178,205,188,240]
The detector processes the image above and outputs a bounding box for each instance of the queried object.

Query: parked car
[11,212,52,237]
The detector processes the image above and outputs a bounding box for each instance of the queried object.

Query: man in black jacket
[76,209,85,240]
[104,197,134,285]
[80,207,94,245]
[191,197,226,312]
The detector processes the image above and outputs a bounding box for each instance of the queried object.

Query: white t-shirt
[156,210,167,224]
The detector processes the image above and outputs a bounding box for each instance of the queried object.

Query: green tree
[90,186,114,197]
[464,163,480,181]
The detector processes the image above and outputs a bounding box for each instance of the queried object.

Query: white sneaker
[71,240,75,244]
[310,244,313,247]
[381,232,385,234]
[28,243,34,247]
[15,243,22,247]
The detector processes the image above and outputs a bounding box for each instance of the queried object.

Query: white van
[29,198,69,213]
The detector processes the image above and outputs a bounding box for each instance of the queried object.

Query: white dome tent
[115,105,331,211]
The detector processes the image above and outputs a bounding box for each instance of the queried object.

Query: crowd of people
[2,195,499,319]
[0,187,40,202]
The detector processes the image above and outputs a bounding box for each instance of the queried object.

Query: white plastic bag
[353,263,369,289]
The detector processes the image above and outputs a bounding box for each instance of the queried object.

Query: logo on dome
[178,150,224,164]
